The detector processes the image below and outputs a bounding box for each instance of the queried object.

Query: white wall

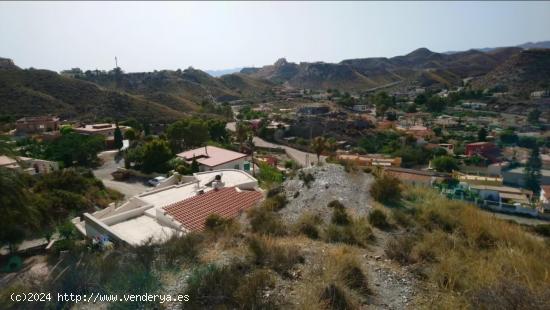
[200,157,249,172]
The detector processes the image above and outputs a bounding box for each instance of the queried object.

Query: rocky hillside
[78,68,273,110]
[471,49,550,94]
[241,47,536,91]
[0,66,187,122]
[0,60,273,121]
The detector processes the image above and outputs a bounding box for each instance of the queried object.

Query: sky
[1,1,549,73]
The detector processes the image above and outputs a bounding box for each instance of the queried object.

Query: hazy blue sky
[1,1,549,72]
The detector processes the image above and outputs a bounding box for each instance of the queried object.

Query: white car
[148,176,166,187]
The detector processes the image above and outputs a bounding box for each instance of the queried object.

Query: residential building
[15,116,60,134]
[177,145,250,172]
[337,154,402,167]
[539,185,550,213]
[0,155,58,174]
[73,123,127,138]
[530,90,550,99]
[384,167,449,187]
[465,142,501,163]
[462,102,487,109]
[352,105,368,112]
[469,184,532,206]
[502,167,550,187]
[74,169,263,245]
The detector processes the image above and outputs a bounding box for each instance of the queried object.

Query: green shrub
[324,218,373,247]
[161,233,204,267]
[368,209,390,230]
[234,269,276,308]
[248,236,304,276]
[385,235,417,265]
[332,207,351,225]
[319,283,356,310]
[184,263,242,308]
[327,200,345,209]
[247,207,286,236]
[391,208,414,228]
[298,170,315,188]
[204,214,238,234]
[263,194,287,211]
[370,175,402,205]
[295,212,323,239]
[533,224,550,237]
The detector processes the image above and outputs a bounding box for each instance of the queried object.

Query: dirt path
[363,230,417,310]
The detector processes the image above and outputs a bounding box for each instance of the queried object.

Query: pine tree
[114,123,123,150]
[524,145,542,195]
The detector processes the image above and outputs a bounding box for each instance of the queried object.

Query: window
[234,164,240,170]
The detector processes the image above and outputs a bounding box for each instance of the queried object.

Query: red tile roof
[163,187,263,231]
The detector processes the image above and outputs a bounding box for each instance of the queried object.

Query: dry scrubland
[1,165,550,309]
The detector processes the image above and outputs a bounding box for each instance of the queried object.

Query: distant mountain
[471,49,550,94]
[240,47,526,91]
[0,64,187,121]
[444,40,550,54]
[204,67,243,77]
[79,68,273,109]
[0,60,272,121]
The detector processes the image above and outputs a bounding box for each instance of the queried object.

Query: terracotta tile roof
[176,146,247,168]
[163,186,263,231]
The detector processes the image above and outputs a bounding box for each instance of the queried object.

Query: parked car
[147,176,166,187]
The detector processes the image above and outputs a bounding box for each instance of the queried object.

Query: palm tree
[310,136,327,164]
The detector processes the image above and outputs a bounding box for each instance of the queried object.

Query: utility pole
[115,56,118,68]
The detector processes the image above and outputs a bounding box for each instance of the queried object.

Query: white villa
[73,169,263,246]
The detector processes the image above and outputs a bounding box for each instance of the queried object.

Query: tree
[414,94,428,106]
[370,174,402,206]
[432,155,459,172]
[236,122,251,152]
[124,128,137,141]
[426,96,446,112]
[477,127,488,142]
[527,109,541,124]
[0,169,37,253]
[310,136,327,163]
[500,129,518,145]
[206,119,228,142]
[524,145,542,195]
[140,139,173,173]
[46,133,104,167]
[114,123,123,150]
[246,135,256,177]
[373,92,393,116]
[191,158,199,173]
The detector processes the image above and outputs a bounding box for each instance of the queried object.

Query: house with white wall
[73,169,263,246]
[176,145,250,172]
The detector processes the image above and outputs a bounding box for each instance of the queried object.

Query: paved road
[252,136,325,167]
[93,151,148,198]
[226,122,324,167]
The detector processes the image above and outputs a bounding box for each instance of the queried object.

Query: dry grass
[247,235,304,276]
[295,246,368,310]
[389,186,550,308]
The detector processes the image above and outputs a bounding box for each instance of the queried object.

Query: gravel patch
[280,164,375,223]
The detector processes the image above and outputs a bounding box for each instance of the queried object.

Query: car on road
[147,176,167,187]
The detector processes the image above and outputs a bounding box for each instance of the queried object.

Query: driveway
[93,151,149,198]
[252,136,325,167]
[226,122,325,167]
